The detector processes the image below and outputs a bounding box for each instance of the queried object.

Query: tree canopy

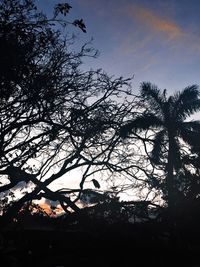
[1,2,200,267]
[1,1,200,229]
[0,0,135,222]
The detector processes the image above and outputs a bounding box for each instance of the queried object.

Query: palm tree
[120,82,200,217]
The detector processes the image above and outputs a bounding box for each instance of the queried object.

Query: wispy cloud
[111,3,200,74]
[126,5,185,41]
[128,4,200,55]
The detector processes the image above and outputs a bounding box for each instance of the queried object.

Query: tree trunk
[166,134,175,218]
[166,132,178,246]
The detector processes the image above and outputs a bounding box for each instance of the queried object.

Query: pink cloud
[127,5,184,41]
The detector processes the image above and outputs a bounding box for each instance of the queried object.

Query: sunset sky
[35,0,200,200]
[39,0,200,96]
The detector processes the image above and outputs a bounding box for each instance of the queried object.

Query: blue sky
[38,0,200,95]
[36,0,200,111]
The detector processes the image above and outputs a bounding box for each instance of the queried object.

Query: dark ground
[1,221,200,267]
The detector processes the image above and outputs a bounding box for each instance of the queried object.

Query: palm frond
[182,154,200,168]
[179,122,200,152]
[181,121,200,132]
[150,130,166,165]
[140,82,165,113]
[172,85,200,120]
[170,137,182,171]
[120,113,163,138]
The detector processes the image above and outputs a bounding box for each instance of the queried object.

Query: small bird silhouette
[91,179,100,189]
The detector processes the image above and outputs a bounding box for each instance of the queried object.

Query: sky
[38,0,200,96]
[79,0,200,94]
[34,0,200,205]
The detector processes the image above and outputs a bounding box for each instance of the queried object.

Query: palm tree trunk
[166,134,175,217]
[166,132,177,245]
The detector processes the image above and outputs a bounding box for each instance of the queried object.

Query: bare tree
[0,0,135,223]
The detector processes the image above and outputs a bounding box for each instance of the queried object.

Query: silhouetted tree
[0,0,133,223]
[120,82,200,220]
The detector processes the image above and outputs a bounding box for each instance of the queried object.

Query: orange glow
[128,5,184,40]
[31,199,86,216]
[32,203,65,216]
[39,203,53,215]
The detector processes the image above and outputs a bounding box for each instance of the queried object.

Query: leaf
[151,130,166,164]
[140,82,165,112]
[91,179,100,189]
[54,3,72,17]
[120,113,162,138]
[73,19,86,33]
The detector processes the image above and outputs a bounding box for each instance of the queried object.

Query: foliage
[0,0,133,222]
[120,82,200,212]
[1,1,200,229]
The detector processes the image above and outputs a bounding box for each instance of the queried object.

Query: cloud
[111,3,200,75]
[127,5,184,41]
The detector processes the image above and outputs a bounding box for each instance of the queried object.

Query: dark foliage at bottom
[1,218,200,267]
